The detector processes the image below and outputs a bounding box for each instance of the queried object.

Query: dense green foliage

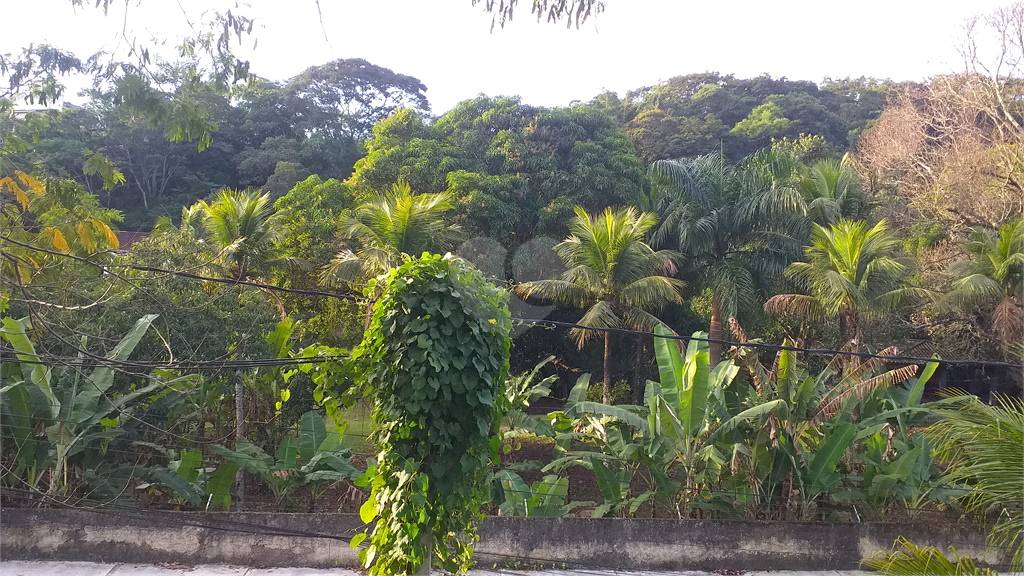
[607,74,891,163]
[350,96,647,247]
[1,6,1021,571]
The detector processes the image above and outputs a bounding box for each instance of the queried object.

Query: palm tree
[514,206,684,404]
[198,189,291,318]
[764,219,913,349]
[928,392,1023,572]
[321,181,463,285]
[650,152,802,366]
[796,155,869,227]
[321,181,464,328]
[199,189,287,280]
[941,218,1023,356]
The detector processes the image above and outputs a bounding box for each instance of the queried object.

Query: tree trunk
[260,287,288,321]
[631,333,645,404]
[709,294,723,367]
[839,306,861,351]
[415,530,432,575]
[603,331,612,405]
[234,373,245,510]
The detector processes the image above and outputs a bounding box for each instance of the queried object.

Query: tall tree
[765,219,914,349]
[651,152,802,366]
[349,97,646,248]
[796,155,869,227]
[513,206,684,404]
[941,218,1023,357]
[199,188,287,281]
[320,181,463,288]
[284,58,430,140]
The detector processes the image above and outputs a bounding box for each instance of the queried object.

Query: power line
[0,235,360,301]
[4,236,1020,369]
[511,318,1024,369]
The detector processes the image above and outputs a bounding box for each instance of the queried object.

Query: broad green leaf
[564,374,591,417]
[72,314,157,425]
[590,502,615,518]
[591,459,621,502]
[177,449,203,484]
[707,399,788,444]
[299,411,328,466]
[679,350,710,437]
[794,375,816,418]
[806,422,856,497]
[206,461,239,511]
[575,401,648,432]
[907,359,938,407]
[653,325,683,396]
[276,435,299,469]
[776,348,798,403]
[1,317,57,417]
[150,466,204,507]
[359,497,377,523]
[5,383,36,467]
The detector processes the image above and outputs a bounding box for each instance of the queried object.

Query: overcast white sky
[2,0,1010,112]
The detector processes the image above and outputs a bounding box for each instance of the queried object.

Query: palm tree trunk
[709,295,723,367]
[839,307,861,351]
[631,334,645,404]
[234,373,245,511]
[603,331,612,405]
[260,287,288,321]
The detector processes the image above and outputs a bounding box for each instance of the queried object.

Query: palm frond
[764,293,826,321]
[927,392,1023,571]
[514,279,595,309]
[810,363,918,426]
[618,275,685,310]
[861,536,995,575]
[571,300,620,347]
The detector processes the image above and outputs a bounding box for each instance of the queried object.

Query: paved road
[0,560,874,576]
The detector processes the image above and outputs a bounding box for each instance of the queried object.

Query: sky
[2,0,1011,112]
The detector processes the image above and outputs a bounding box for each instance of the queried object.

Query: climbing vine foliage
[351,253,512,575]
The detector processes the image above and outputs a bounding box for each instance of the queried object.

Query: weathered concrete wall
[0,509,1006,570]
[474,517,1004,571]
[0,509,364,568]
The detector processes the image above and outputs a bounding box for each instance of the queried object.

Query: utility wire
[4,238,1021,369]
[512,318,1024,370]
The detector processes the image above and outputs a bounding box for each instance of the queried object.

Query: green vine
[350,253,512,575]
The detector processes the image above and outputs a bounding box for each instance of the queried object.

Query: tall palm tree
[765,219,913,349]
[321,181,464,329]
[514,206,684,404]
[320,181,463,286]
[199,189,287,281]
[942,218,1023,356]
[796,155,869,227]
[650,152,802,366]
[197,189,291,319]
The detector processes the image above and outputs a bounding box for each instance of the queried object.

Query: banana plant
[502,355,557,439]
[211,410,360,510]
[491,470,589,517]
[133,442,239,510]
[0,314,180,493]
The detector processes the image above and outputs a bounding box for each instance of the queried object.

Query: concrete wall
[0,509,1007,571]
